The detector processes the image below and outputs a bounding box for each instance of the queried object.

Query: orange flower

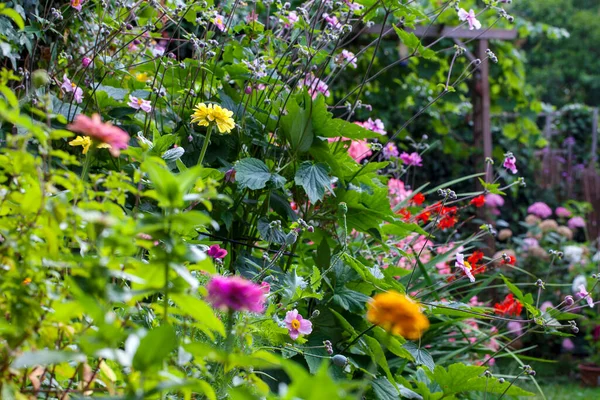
[367,291,429,339]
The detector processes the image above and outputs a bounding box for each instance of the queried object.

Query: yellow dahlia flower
[190,103,235,134]
[366,291,429,340]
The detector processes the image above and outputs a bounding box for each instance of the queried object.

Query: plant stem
[197,125,214,166]
[81,147,93,182]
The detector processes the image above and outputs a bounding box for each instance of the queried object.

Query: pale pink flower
[382,142,399,159]
[540,301,553,312]
[400,152,422,167]
[61,75,84,104]
[457,8,482,30]
[127,95,152,113]
[522,237,539,250]
[455,253,475,283]
[206,275,266,313]
[527,202,552,219]
[214,14,226,31]
[562,338,575,351]
[485,194,504,207]
[576,284,594,308]
[301,73,330,99]
[339,49,357,68]
[285,11,298,28]
[503,154,518,174]
[555,207,572,218]
[568,216,586,230]
[388,178,413,206]
[363,118,386,135]
[71,0,83,11]
[348,140,371,163]
[67,114,130,157]
[284,309,313,340]
[323,13,341,29]
[507,321,524,336]
[246,11,258,24]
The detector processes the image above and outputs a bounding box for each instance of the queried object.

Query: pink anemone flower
[284,309,313,340]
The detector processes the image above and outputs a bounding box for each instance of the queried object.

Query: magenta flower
[555,207,572,218]
[400,152,423,167]
[503,154,518,174]
[348,140,372,163]
[260,281,271,295]
[457,8,481,30]
[485,194,504,208]
[207,244,228,259]
[527,202,552,219]
[455,253,475,283]
[284,309,313,340]
[323,13,341,29]
[382,142,399,159]
[206,275,266,313]
[568,216,586,230]
[61,75,84,104]
[576,284,594,308]
[127,95,152,113]
[82,57,92,68]
[67,114,130,157]
[214,14,226,31]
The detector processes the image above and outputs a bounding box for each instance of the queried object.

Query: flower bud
[311,310,320,318]
[331,354,348,367]
[32,69,50,88]
[564,295,574,306]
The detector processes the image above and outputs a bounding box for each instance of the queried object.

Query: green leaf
[294,161,332,203]
[12,350,86,369]
[170,294,225,337]
[281,93,313,152]
[331,286,369,312]
[234,158,272,190]
[132,325,178,371]
[0,7,25,30]
[403,342,435,371]
[372,377,423,400]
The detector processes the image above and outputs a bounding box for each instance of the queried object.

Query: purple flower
[207,244,228,259]
[555,207,572,218]
[576,284,594,308]
[382,142,399,159]
[527,202,552,219]
[562,338,575,351]
[400,152,423,167]
[284,309,313,340]
[503,155,518,174]
[568,216,586,230]
[485,194,504,208]
[206,275,266,313]
[127,95,152,113]
[82,57,92,68]
[61,75,84,103]
[563,136,576,147]
[457,8,482,30]
[455,253,475,283]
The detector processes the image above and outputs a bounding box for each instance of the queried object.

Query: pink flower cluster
[394,234,433,270]
[568,216,586,230]
[348,140,372,163]
[527,202,552,219]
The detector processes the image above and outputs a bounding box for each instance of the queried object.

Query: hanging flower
[207,244,228,259]
[470,195,485,208]
[455,253,475,283]
[127,95,152,113]
[494,294,523,316]
[366,291,429,339]
[191,103,236,134]
[576,285,594,308]
[503,154,518,174]
[206,275,266,313]
[457,8,482,30]
[67,114,130,157]
[61,75,84,103]
[284,309,313,340]
[68,135,111,154]
[338,49,357,68]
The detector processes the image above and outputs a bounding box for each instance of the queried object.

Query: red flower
[467,251,486,275]
[501,255,517,266]
[398,208,411,221]
[411,193,425,205]
[416,211,430,224]
[494,294,522,316]
[437,214,457,230]
[470,195,485,208]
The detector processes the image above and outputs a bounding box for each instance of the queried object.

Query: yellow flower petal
[366,291,429,340]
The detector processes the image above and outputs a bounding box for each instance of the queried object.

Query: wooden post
[591,107,598,164]
[472,39,492,181]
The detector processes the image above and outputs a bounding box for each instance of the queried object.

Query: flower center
[464,261,472,270]
[291,319,301,330]
[71,82,77,88]
[137,98,143,105]
[73,0,81,6]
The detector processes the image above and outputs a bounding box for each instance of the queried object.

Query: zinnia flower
[68,135,111,154]
[400,152,422,167]
[206,275,266,313]
[191,103,236,134]
[527,202,552,219]
[455,253,475,283]
[568,216,586,230]
[576,284,594,308]
[366,291,429,339]
[502,154,518,174]
[207,244,227,259]
[67,114,130,157]
[61,75,84,104]
[127,95,152,113]
[457,8,482,30]
[284,309,313,340]
[494,294,522,316]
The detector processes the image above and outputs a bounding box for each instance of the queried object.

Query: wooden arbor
[365,25,518,178]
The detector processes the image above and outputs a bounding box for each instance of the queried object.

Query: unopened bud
[331,354,348,367]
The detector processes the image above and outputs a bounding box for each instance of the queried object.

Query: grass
[523,381,600,399]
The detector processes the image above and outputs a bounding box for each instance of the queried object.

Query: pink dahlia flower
[67,114,130,157]
[206,275,266,313]
[527,202,552,219]
[284,309,313,340]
